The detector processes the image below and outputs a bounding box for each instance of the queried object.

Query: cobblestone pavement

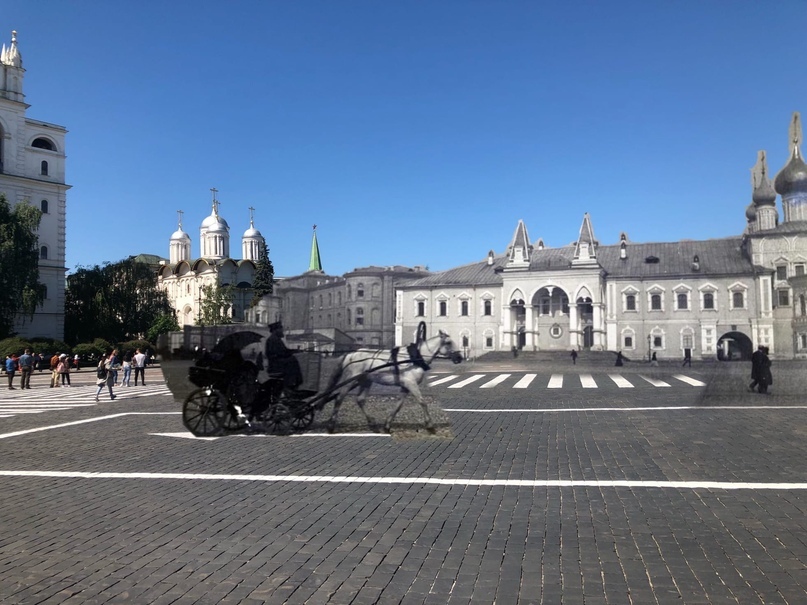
[0,360,806,604]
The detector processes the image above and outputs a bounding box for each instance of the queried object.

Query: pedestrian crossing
[428,372,706,391]
[0,384,172,419]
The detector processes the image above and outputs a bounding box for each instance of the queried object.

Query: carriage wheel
[266,403,292,435]
[183,388,225,437]
[290,406,315,431]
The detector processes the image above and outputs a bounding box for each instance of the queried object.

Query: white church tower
[169,210,191,264]
[0,30,69,339]
[200,187,230,260]
[241,206,265,261]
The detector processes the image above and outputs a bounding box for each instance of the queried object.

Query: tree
[147,313,180,344]
[0,194,46,338]
[197,283,235,326]
[65,257,175,345]
[250,242,275,307]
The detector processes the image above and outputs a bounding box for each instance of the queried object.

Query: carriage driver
[264,321,303,390]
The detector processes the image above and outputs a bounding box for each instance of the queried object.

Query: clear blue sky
[6,1,807,277]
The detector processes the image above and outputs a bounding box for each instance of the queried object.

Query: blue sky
[5,1,807,277]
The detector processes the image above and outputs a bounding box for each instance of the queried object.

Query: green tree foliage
[146,313,179,344]
[64,257,175,345]
[0,336,33,357]
[0,194,46,338]
[197,283,235,326]
[250,243,275,307]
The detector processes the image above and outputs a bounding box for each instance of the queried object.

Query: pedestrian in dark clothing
[682,348,692,367]
[571,350,578,365]
[615,351,624,367]
[750,345,766,393]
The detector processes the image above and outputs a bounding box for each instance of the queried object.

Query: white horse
[322,330,461,433]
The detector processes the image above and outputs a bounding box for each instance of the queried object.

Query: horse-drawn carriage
[178,324,462,437]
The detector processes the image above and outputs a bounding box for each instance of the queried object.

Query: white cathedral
[157,190,281,328]
[0,30,68,339]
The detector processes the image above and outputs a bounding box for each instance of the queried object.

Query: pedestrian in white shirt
[133,349,147,386]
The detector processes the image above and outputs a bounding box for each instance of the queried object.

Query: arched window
[416,301,425,317]
[650,294,662,310]
[355,307,364,325]
[800,295,806,317]
[483,299,492,316]
[461,300,469,316]
[32,137,55,151]
[40,199,48,214]
[357,283,365,298]
[703,292,714,310]
[40,160,48,176]
[39,246,48,260]
[439,301,447,316]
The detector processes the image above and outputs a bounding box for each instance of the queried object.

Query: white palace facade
[396,113,807,361]
[0,30,69,339]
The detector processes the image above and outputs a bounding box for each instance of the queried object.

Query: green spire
[308,225,322,272]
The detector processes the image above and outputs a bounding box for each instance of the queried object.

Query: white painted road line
[673,374,707,386]
[547,374,563,389]
[580,374,597,388]
[609,374,634,388]
[3,469,807,490]
[481,374,511,388]
[429,375,459,386]
[448,375,486,388]
[639,375,671,387]
[513,374,536,389]
[444,405,807,413]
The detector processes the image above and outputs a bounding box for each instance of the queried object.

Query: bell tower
[0,30,24,103]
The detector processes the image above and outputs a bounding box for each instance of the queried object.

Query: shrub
[0,336,33,357]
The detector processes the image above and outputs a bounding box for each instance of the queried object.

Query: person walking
[121,351,132,387]
[570,350,578,365]
[650,352,658,367]
[49,353,60,388]
[749,345,766,393]
[95,353,116,401]
[133,348,147,386]
[615,351,624,366]
[682,348,692,367]
[5,354,17,390]
[57,354,71,387]
[18,348,33,389]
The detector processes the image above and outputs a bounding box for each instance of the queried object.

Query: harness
[389,343,431,383]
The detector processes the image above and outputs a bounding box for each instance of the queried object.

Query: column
[569,304,579,349]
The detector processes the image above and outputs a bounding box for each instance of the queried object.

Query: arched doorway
[531,286,570,350]
[510,297,526,349]
[716,331,753,361]
[576,295,594,349]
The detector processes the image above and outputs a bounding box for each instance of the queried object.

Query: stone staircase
[476,349,626,366]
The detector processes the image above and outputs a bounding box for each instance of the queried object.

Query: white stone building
[396,113,807,361]
[0,30,68,339]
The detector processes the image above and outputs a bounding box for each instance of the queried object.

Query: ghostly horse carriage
[179,323,462,437]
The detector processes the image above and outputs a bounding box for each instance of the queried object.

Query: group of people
[94,348,149,401]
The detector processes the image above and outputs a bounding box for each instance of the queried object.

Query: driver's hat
[268,321,283,332]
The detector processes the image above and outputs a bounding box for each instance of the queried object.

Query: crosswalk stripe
[580,374,597,388]
[448,375,486,388]
[547,374,563,389]
[673,374,706,387]
[513,374,536,389]
[608,374,634,388]
[481,374,511,388]
[639,375,671,387]
[430,375,459,386]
